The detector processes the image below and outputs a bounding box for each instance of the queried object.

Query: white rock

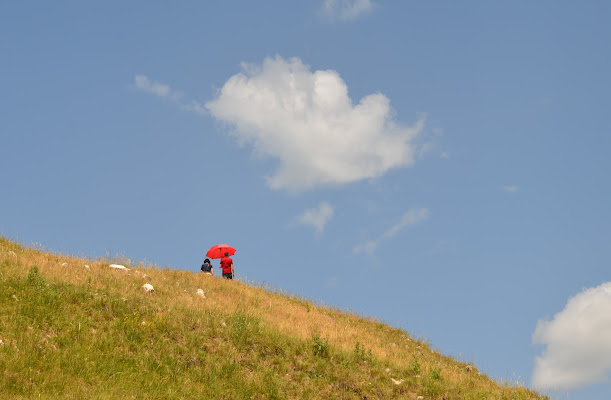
[141,283,154,293]
[196,289,206,298]
[109,264,127,270]
[84,265,90,269]
[61,262,68,267]
[391,378,404,385]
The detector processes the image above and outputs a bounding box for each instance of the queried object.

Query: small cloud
[501,185,518,193]
[416,141,434,159]
[186,100,208,115]
[134,75,170,97]
[532,281,611,391]
[133,75,182,101]
[383,208,429,239]
[133,75,209,116]
[320,0,376,21]
[296,202,334,235]
[354,208,429,255]
[353,240,378,256]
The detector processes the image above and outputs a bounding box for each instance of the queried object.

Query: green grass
[0,237,548,399]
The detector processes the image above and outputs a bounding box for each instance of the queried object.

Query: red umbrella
[206,244,236,259]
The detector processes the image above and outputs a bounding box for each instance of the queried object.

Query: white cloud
[321,0,376,21]
[532,281,611,391]
[206,56,424,192]
[353,240,378,256]
[353,208,429,255]
[296,202,334,234]
[187,100,208,115]
[134,75,170,97]
[133,75,182,101]
[501,185,518,193]
[383,208,429,239]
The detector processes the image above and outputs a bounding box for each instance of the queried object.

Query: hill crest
[0,237,546,399]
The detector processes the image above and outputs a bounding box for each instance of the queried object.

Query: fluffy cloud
[296,202,334,234]
[532,281,611,391]
[321,0,376,21]
[206,56,424,192]
[354,208,429,255]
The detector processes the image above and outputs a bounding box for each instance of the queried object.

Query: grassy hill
[0,237,546,399]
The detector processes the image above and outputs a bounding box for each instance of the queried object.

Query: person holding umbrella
[205,244,236,279]
[219,252,234,279]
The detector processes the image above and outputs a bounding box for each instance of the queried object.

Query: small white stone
[109,264,127,270]
[61,262,68,267]
[84,265,90,269]
[141,283,154,293]
[391,378,404,385]
[196,289,206,298]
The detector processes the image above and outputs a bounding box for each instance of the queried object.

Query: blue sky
[2,1,610,398]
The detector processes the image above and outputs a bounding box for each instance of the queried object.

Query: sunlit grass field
[0,237,546,399]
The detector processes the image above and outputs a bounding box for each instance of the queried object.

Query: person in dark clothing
[219,252,234,279]
[201,258,214,275]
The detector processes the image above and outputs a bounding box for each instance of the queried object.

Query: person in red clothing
[219,252,234,279]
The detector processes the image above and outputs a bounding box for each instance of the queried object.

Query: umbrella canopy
[206,244,236,259]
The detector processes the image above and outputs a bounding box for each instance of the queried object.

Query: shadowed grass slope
[0,237,546,399]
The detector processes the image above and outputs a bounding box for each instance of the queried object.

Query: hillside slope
[0,237,546,399]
